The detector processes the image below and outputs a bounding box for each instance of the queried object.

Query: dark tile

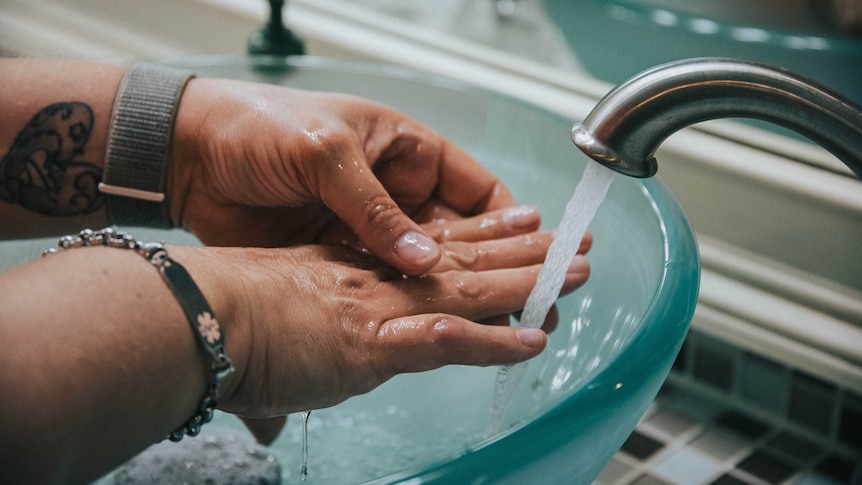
[716,411,771,440]
[672,339,690,373]
[645,409,698,438]
[736,451,797,484]
[621,431,664,461]
[839,393,862,447]
[764,432,822,465]
[788,372,837,436]
[693,336,737,391]
[710,474,751,485]
[815,455,855,483]
[738,352,789,414]
[631,474,672,485]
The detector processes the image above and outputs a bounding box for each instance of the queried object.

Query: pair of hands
[165,78,592,442]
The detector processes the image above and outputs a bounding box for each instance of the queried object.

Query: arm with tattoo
[0,58,121,237]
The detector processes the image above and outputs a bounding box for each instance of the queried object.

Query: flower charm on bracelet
[197,311,221,344]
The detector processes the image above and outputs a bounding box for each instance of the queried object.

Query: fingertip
[542,305,560,334]
[578,231,594,254]
[501,205,541,231]
[516,328,547,350]
[562,255,590,294]
[394,230,441,274]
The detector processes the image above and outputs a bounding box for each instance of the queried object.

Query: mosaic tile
[600,329,859,485]
[795,473,847,485]
[659,384,726,423]
[630,475,672,485]
[621,431,665,461]
[814,455,857,484]
[690,427,751,463]
[709,474,752,485]
[672,340,690,373]
[737,352,789,415]
[838,392,862,448]
[788,372,838,436]
[651,448,723,485]
[736,450,797,484]
[692,336,737,392]
[644,409,700,440]
[595,456,635,485]
[714,412,770,441]
[763,432,822,465]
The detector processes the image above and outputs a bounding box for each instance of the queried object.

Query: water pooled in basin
[488,160,615,435]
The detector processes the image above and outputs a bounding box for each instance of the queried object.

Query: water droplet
[300,411,311,481]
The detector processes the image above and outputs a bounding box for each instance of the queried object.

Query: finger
[314,146,441,275]
[404,254,588,321]
[434,139,518,214]
[372,126,516,216]
[386,256,588,324]
[543,305,560,333]
[433,232,554,273]
[561,254,590,295]
[479,314,513,326]
[579,230,593,254]
[374,314,547,375]
[432,235,591,290]
[422,205,541,243]
[315,200,462,247]
[514,304,560,334]
[388,265,541,321]
[240,415,288,446]
[411,201,460,225]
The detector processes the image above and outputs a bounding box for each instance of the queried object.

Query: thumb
[317,154,441,275]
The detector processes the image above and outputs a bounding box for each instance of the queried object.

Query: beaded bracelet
[43,228,234,441]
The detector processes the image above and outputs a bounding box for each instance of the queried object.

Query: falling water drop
[300,411,311,481]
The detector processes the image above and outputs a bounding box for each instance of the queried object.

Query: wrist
[165,245,250,406]
[166,77,207,230]
[100,63,194,228]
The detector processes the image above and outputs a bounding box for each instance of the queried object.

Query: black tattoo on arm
[0,102,103,216]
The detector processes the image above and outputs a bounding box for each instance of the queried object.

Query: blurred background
[1,1,860,484]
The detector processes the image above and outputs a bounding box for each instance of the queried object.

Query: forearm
[0,58,122,239]
[0,244,244,484]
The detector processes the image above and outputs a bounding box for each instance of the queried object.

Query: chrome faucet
[571,58,862,179]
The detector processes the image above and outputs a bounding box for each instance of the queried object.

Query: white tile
[594,456,635,485]
[689,428,751,463]
[651,448,723,485]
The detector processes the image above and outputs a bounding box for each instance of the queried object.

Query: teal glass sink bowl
[544,0,862,106]
[0,56,699,484]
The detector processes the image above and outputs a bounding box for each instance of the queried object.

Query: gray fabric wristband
[99,62,195,228]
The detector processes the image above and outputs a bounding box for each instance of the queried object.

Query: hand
[234,204,591,443]
[196,205,590,424]
[169,78,516,275]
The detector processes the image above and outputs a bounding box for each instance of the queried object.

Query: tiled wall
[596,330,862,485]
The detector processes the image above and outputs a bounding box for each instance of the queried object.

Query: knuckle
[363,193,402,227]
[443,242,483,270]
[428,315,465,346]
[446,271,490,303]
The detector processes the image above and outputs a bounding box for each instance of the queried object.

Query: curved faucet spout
[571,57,862,179]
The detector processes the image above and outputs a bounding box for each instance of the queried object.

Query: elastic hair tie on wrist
[43,228,233,441]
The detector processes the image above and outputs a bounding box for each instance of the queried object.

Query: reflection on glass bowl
[543,0,862,105]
